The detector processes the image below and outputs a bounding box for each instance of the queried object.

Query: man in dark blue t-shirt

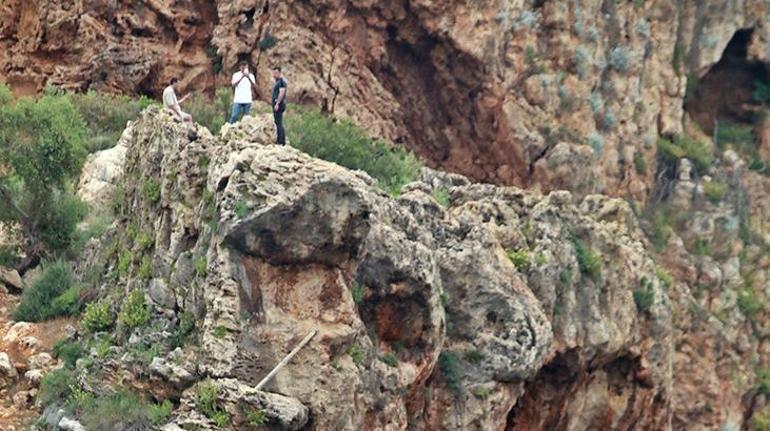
[271,66,287,145]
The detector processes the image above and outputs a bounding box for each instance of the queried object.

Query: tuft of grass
[246,408,268,426]
[142,179,161,204]
[212,325,228,338]
[657,136,714,175]
[506,248,530,271]
[52,340,85,368]
[702,180,727,204]
[633,277,655,313]
[234,200,249,219]
[633,151,647,174]
[347,344,365,366]
[433,188,450,208]
[472,385,490,400]
[438,351,462,393]
[136,231,154,251]
[148,399,173,425]
[380,352,399,367]
[572,238,602,280]
[656,266,673,291]
[464,349,485,365]
[138,255,153,279]
[195,380,230,428]
[194,256,207,278]
[559,268,573,285]
[39,368,77,406]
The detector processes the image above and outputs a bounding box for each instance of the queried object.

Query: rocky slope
[12,108,668,430]
[3,0,770,196]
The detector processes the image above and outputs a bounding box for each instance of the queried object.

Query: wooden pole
[255,329,317,390]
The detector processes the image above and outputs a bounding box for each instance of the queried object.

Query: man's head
[169,77,179,88]
[240,61,249,73]
[271,66,282,80]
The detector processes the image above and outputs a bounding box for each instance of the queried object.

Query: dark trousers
[273,108,286,145]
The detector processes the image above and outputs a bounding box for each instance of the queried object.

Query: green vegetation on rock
[13,261,82,322]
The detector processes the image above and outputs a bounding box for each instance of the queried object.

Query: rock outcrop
[5,1,770,199]
[70,108,674,429]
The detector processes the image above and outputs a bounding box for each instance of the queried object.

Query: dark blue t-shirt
[272,78,287,107]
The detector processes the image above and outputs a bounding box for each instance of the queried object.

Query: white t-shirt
[162,86,178,109]
[232,71,255,104]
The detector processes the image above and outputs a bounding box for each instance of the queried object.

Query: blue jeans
[229,103,251,123]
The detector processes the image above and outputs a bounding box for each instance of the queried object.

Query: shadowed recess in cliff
[685,28,769,135]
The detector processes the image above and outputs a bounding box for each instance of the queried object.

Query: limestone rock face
[73,109,674,429]
[5,1,770,200]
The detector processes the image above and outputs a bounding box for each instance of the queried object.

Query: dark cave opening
[684,28,770,135]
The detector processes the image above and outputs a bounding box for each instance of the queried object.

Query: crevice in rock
[685,28,767,135]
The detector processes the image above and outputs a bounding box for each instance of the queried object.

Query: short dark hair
[170,77,179,85]
[272,65,282,72]
[239,61,249,67]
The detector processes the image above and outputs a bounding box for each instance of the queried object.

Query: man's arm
[247,73,257,86]
[178,93,190,104]
[276,87,286,105]
[232,72,246,88]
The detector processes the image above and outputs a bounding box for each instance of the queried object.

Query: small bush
[464,349,485,365]
[53,340,85,368]
[286,107,422,195]
[657,136,714,175]
[118,290,150,330]
[380,352,398,367]
[142,179,161,204]
[650,209,674,251]
[212,325,228,338]
[258,34,277,50]
[656,266,673,290]
[39,192,89,255]
[81,300,114,333]
[347,344,365,366]
[351,282,365,304]
[194,257,207,277]
[738,289,763,320]
[195,380,230,428]
[246,408,268,426]
[14,261,79,322]
[573,238,602,280]
[39,368,77,405]
[633,151,647,174]
[148,399,173,425]
[136,231,154,250]
[702,180,726,204]
[433,188,450,207]
[78,389,151,430]
[438,351,462,393]
[559,269,573,285]
[472,386,490,400]
[633,277,655,312]
[609,46,631,72]
[234,200,249,218]
[506,249,530,271]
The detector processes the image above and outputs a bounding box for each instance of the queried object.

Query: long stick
[255,329,317,390]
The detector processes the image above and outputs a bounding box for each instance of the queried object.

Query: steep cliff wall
[3,0,770,196]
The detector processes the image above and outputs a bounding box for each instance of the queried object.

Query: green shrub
[633,277,655,312]
[506,248,530,271]
[194,257,207,277]
[472,385,490,400]
[81,300,114,332]
[559,269,573,285]
[286,107,422,195]
[438,351,462,393]
[171,311,197,348]
[657,136,714,174]
[39,192,89,255]
[258,34,277,50]
[13,261,80,322]
[185,88,232,134]
[758,368,770,397]
[656,266,673,290]
[738,289,763,320]
[39,369,76,407]
[433,188,450,207]
[77,389,151,430]
[117,250,134,277]
[752,405,770,431]
[195,380,230,427]
[347,344,365,366]
[633,151,647,174]
[234,200,249,219]
[142,179,161,204]
[138,255,153,279]
[351,282,365,304]
[148,399,173,425]
[53,340,85,368]
[118,290,150,330]
[650,209,674,251]
[464,349,485,365]
[573,238,601,280]
[212,325,228,338]
[246,408,268,426]
[136,231,154,250]
[693,238,712,256]
[69,91,152,153]
[535,252,547,266]
[380,352,399,367]
[702,180,727,204]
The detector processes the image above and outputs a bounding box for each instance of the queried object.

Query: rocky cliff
[3,0,770,195]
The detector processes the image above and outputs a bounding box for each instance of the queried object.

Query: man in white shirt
[229,61,256,123]
[162,78,192,122]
